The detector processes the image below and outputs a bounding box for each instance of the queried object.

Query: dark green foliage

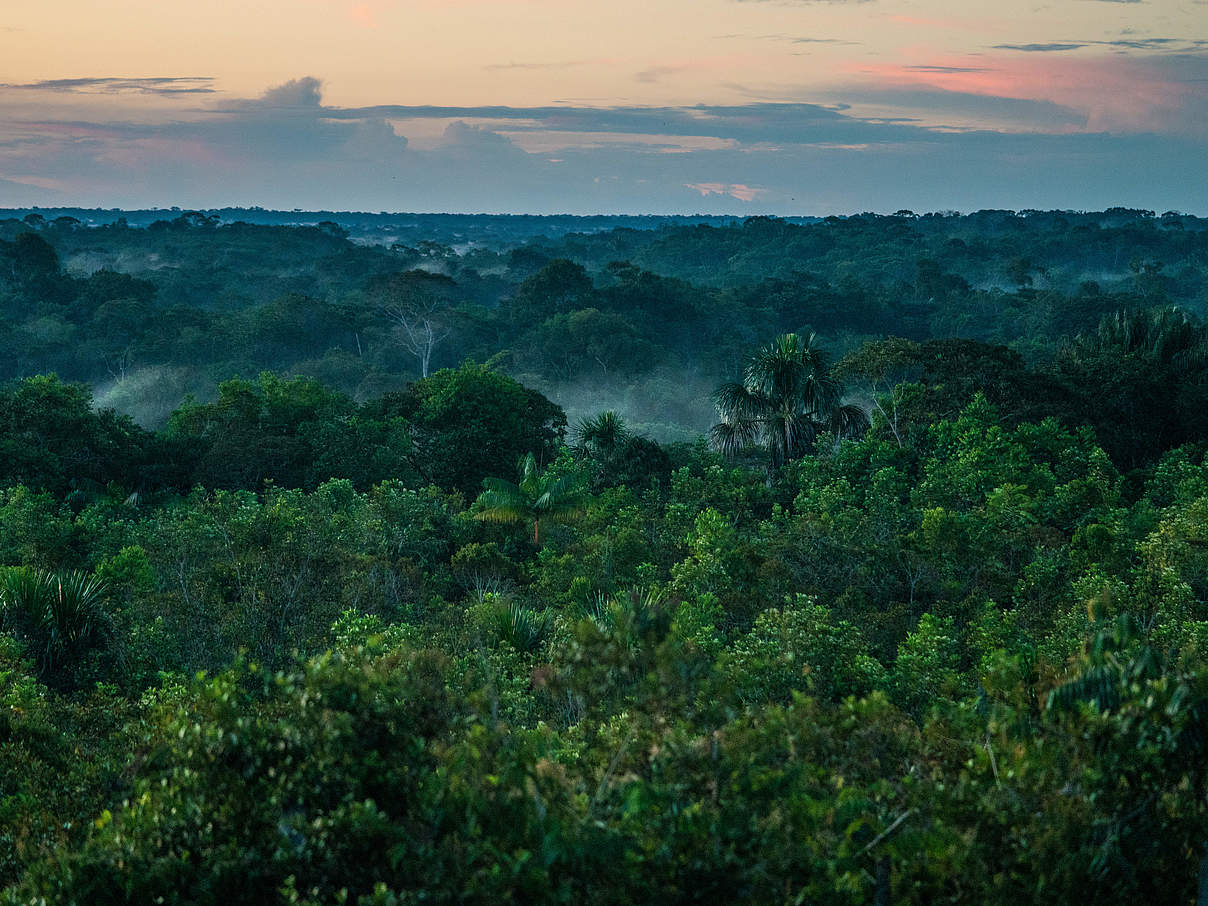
[0,568,114,685]
[5,211,1208,901]
[573,411,671,491]
[1057,308,1208,467]
[711,333,868,470]
[0,375,158,495]
[394,362,567,494]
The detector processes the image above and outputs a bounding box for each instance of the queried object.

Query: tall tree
[710,332,867,470]
[369,270,458,378]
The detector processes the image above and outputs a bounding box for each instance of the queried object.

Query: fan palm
[710,332,868,470]
[474,452,586,545]
[572,410,630,457]
[0,567,112,678]
[490,599,554,653]
[1062,307,1208,372]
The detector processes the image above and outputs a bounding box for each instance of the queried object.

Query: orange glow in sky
[1,0,1206,212]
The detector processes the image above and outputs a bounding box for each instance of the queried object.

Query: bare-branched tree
[370,270,458,378]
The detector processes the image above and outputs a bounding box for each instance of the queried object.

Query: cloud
[995,37,1201,53]
[993,43,1087,53]
[686,182,766,202]
[483,61,596,71]
[833,86,1087,129]
[334,101,927,148]
[634,66,686,84]
[716,34,860,46]
[846,50,1208,135]
[0,175,62,205]
[1,74,1207,215]
[0,77,216,95]
[905,65,992,73]
[1101,37,1182,49]
[217,76,323,111]
[790,37,860,46]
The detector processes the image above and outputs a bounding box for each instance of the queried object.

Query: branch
[858,808,915,858]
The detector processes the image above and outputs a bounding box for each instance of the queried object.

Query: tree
[1056,308,1208,467]
[510,258,593,323]
[369,270,458,378]
[474,452,586,545]
[572,410,630,459]
[572,411,669,491]
[371,362,566,495]
[710,332,867,471]
[533,308,655,379]
[0,374,155,494]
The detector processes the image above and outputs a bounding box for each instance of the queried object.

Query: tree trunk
[874,855,892,906]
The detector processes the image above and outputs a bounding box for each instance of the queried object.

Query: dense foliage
[1,209,1208,902]
[3,207,1206,434]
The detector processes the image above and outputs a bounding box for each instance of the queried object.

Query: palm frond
[766,412,818,468]
[0,567,112,677]
[830,402,871,438]
[709,419,762,459]
[573,410,630,454]
[516,452,539,487]
[491,600,553,653]
[474,478,529,523]
[712,381,770,421]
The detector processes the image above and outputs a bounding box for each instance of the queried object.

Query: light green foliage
[0,487,77,569]
[0,636,132,889]
[474,452,587,546]
[671,593,723,658]
[717,598,886,706]
[890,613,965,717]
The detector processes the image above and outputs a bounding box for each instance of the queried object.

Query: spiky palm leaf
[582,587,667,654]
[0,567,112,677]
[708,418,762,460]
[1064,307,1208,374]
[829,402,872,439]
[491,600,553,654]
[573,410,630,455]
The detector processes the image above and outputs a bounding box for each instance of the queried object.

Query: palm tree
[474,452,586,545]
[572,410,630,458]
[1062,307,1208,371]
[710,332,868,470]
[1058,308,1208,467]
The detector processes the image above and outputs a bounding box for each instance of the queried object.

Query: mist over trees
[3,207,1208,902]
[2,206,1205,435]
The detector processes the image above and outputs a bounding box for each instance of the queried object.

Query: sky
[1,0,1206,215]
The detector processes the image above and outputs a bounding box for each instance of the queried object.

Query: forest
[1,207,1208,903]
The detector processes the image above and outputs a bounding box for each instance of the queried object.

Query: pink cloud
[854,52,1206,135]
[686,182,765,202]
